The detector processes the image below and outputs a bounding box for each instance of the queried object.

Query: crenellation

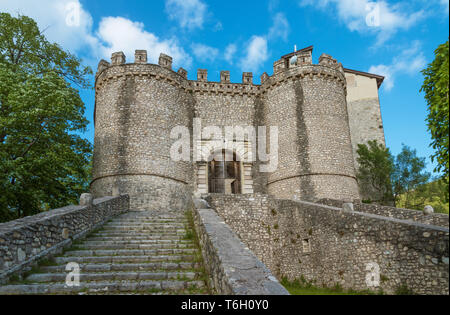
[158,53,172,69]
[111,51,126,65]
[242,72,253,84]
[273,59,286,75]
[97,59,110,74]
[197,69,208,81]
[220,71,230,83]
[177,67,188,79]
[318,53,342,72]
[296,51,313,66]
[134,50,147,64]
[260,72,270,84]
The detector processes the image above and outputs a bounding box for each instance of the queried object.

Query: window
[208,150,241,194]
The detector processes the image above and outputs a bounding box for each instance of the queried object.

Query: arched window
[208,150,241,194]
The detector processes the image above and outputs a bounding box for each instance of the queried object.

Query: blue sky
[2,0,449,175]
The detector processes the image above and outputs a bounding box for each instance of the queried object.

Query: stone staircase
[0,210,210,295]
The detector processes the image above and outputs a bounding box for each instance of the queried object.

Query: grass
[183,209,212,294]
[281,277,384,296]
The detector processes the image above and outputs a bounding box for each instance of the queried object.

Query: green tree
[356,140,395,205]
[396,179,449,214]
[0,13,93,222]
[421,41,449,178]
[391,145,431,209]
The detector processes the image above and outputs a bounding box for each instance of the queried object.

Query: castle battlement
[96,46,346,90]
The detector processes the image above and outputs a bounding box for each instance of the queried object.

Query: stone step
[87,235,186,241]
[99,227,187,232]
[40,262,200,273]
[54,255,196,264]
[92,231,186,237]
[26,271,199,283]
[0,280,206,295]
[81,239,193,245]
[0,209,210,295]
[64,248,197,257]
[79,243,194,250]
[104,222,186,227]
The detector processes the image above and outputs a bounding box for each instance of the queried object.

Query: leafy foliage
[396,179,449,214]
[0,13,93,222]
[391,145,431,208]
[357,142,448,213]
[356,140,395,205]
[421,41,449,178]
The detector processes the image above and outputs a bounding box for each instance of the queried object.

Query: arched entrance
[208,150,241,194]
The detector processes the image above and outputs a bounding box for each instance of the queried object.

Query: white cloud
[1,0,98,54]
[97,17,192,69]
[165,0,207,30]
[368,41,427,91]
[268,13,290,42]
[299,0,426,46]
[239,36,269,73]
[191,43,219,63]
[224,44,237,64]
[2,1,192,69]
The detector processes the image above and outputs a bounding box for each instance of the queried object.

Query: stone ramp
[0,211,210,295]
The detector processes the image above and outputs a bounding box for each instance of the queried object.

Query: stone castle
[0,46,447,295]
[92,46,386,209]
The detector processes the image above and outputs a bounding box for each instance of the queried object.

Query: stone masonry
[205,193,449,295]
[92,46,386,209]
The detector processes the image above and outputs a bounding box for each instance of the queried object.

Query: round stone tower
[262,49,359,202]
[92,50,194,211]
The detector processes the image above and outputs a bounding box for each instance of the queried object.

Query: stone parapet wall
[205,194,449,295]
[192,199,289,295]
[318,198,449,228]
[0,195,130,284]
[91,175,191,211]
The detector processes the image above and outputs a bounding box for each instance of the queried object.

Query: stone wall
[192,199,289,295]
[261,63,359,202]
[93,48,381,210]
[92,60,194,211]
[344,71,386,201]
[205,194,449,295]
[0,195,129,284]
[318,198,449,228]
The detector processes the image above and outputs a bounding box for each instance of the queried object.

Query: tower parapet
[97,59,110,74]
[178,67,188,79]
[242,72,253,85]
[159,53,173,69]
[135,50,147,64]
[197,69,208,81]
[111,52,126,65]
[220,71,230,83]
[261,72,269,84]
[319,53,343,72]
